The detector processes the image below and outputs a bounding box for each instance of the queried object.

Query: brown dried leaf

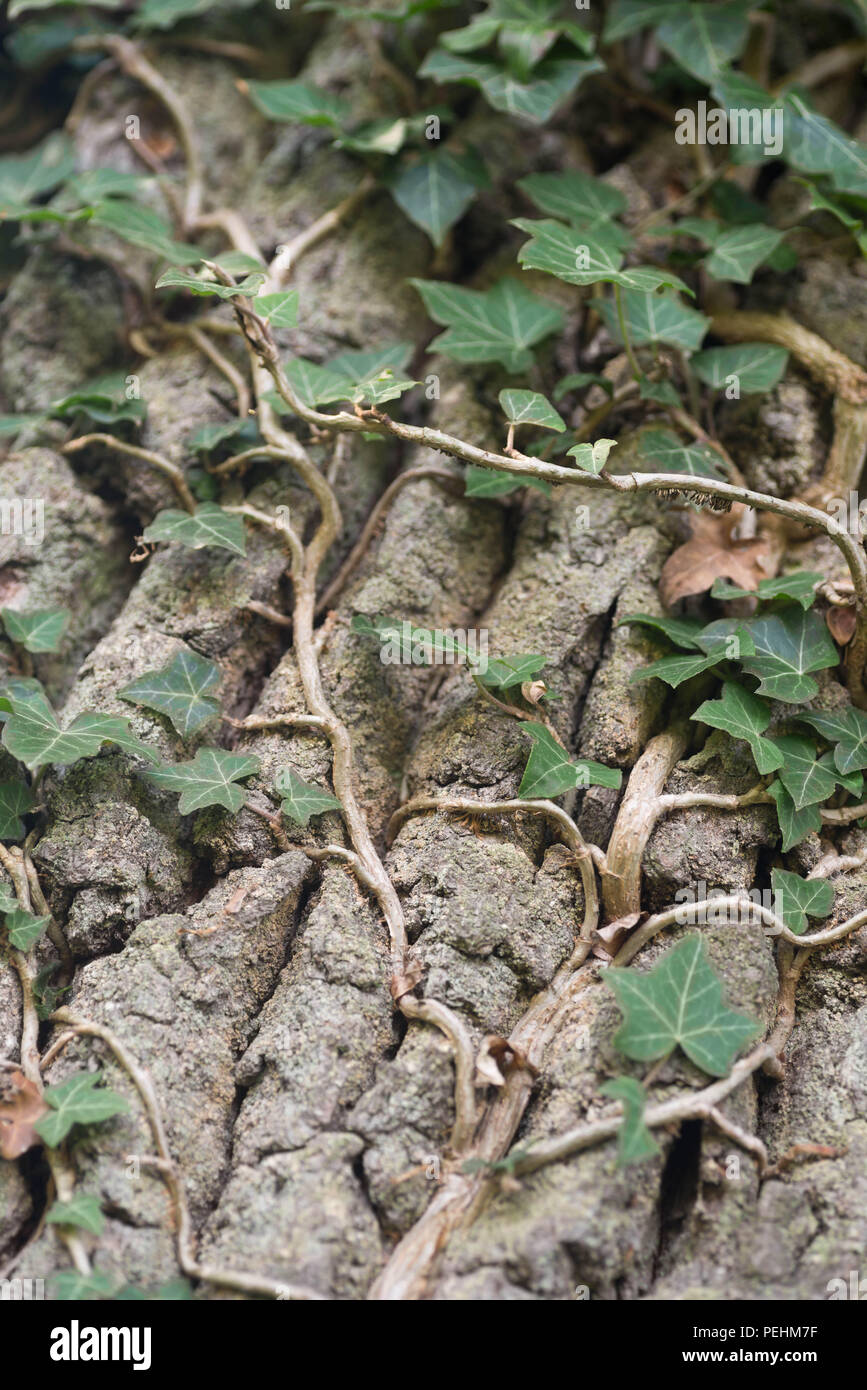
[827,605,856,645]
[594,910,643,956]
[0,1069,48,1159]
[521,680,547,706]
[390,958,423,1001]
[660,509,774,608]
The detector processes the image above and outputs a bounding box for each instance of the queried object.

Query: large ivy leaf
[770,868,834,937]
[771,734,838,810]
[281,344,414,410]
[601,1077,660,1165]
[276,769,342,827]
[606,934,759,1077]
[420,50,603,123]
[518,721,621,797]
[604,1,682,42]
[142,503,246,557]
[767,781,822,852]
[388,150,484,247]
[0,780,34,840]
[692,682,784,776]
[1,691,161,772]
[704,225,784,284]
[656,2,752,85]
[784,92,867,197]
[692,343,789,394]
[119,648,221,737]
[799,706,867,775]
[147,747,261,814]
[710,571,822,611]
[89,200,201,264]
[46,1193,105,1236]
[636,428,724,479]
[244,80,350,128]
[513,218,689,293]
[1,607,69,653]
[35,1071,129,1147]
[499,388,565,432]
[593,289,709,351]
[0,131,76,215]
[739,607,839,702]
[410,277,563,371]
[5,907,50,951]
[517,170,626,228]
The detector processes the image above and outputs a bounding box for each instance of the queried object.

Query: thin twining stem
[62,435,197,512]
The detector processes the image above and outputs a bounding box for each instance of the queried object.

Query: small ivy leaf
[89,200,201,264]
[243,79,350,128]
[420,50,603,124]
[592,288,710,351]
[770,735,838,809]
[155,266,267,299]
[767,781,822,852]
[388,150,485,247]
[692,343,789,394]
[51,1271,118,1302]
[276,769,342,827]
[518,720,622,798]
[0,780,34,839]
[46,1193,105,1236]
[478,655,546,689]
[631,651,721,689]
[1,691,161,772]
[799,707,867,774]
[784,92,867,199]
[770,868,834,937]
[606,934,759,1077]
[463,465,552,498]
[710,570,822,611]
[693,618,755,659]
[5,907,50,951]
[349,369,419,408]
[499,388,565,433]
[132,0,214,32]
[656,2,751,85]
[798,180,867,258]
[142,503,246,556]
[0,130,76,217]
[409,277,564,372]
[692,682,784,776]
[0,882,18,913]
[517,170,627,228]
[739,607,839,702]
[617,613,705,652]
[638,375,681,407]
[51,373,146,427]
[553,372,614,401]
[567,438,618,475]
[336,116,411,157]
[601,1077,660,1165]
[35,1070,130,1147]
[253,290,299,328]
[1,607,69,653]
[147,747,261,815]
[119,648,221,738]
[187,420,254,455]
[513,217,691,293]
[704,225,784,284]
[636,428,724,479]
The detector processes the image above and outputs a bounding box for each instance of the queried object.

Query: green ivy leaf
[147,747,261,814]
[639,376,681,407]
[244,80,350,128]
[606,933,759,1077]
[1,690,160,772]
[601,1077,660,1165]
[518,720,621,797]
[567,437,618,474]
[388,150,484,247]
[276,769,342,827]
[767,781,822,852]
[0,780,34,840]
[704,225,784,284]
[89,200,201,264]
[604,1,683,43]
[513,218,690,293]
[784,92,867,198]
[771,734,838,810]
[593,289,710,350]
[0,131,76,215]
[499,388,565,432]
[636,428,724,479]
[770,868,834,937]
[5,906,50,950]
[1,607,69,653]
[517,169,627,230]
[798,706,867,774]
[631,651,720,688]
[132,0,213,30]
[710,571,822,610]
[45,1193,105,1235]
[142,503,246,557]
[119,648,222,738]
[35,1071,130,1147]
[692,682,784,776]
[656,2,752,85]
[738,607,838,702]
[617,612,705,651]
[186,420,253,455]
[51,372,145,427]
[0,882,17,914]
[478,654,546,689]
[254,290,299,328]
[155,266,267,299]
[692,343,789,394]
[463,466,551,497]
[51,1271,118,1302]
[410,277,563,371]
[798,180,867,258]
[420,49,603,123]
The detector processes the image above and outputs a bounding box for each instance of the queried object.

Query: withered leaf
[660,509,774,608]
[595,911,644,956]
[827,605,856,646]
[0,1069,48,1159]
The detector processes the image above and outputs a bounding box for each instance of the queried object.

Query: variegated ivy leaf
[518,721,621,798]
[691,682,784,776]
[35,1071,129,1148]
[738,607,838,702]
[710,571,822,611]
[567,438,618,475]
[1,690,161,772]
[513,218,691,293]
[5,907,50,951]
[799,706,867,775]
[147,747,261,815]
[770,868,834,937]
[606,933,759,1077]
[410,277,563,372]
[276,769,342,828]
[601,1077,660,1165]
[0,780,34,840]
[1,607,69,653]
[142,503,246,557]
[767,781,822,853]
[499,389,565,432]
[119,648,222,738]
